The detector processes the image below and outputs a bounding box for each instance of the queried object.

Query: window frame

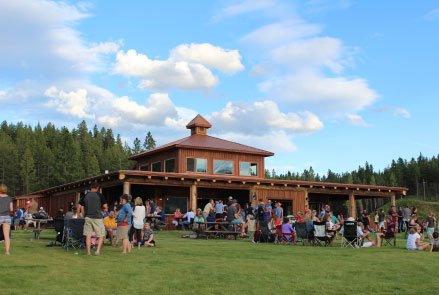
[239,161,258,176]
[186,157,208,173]
[164,158,176,173]
[139,164,150,171]
[213,159,234,175]
[151,161,162,172]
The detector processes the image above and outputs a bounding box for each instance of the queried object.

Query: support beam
[348,193,357,219]
[390,194,396,207]
[190,183,197,212]
[249,186,257,204]
[304,189,309,211]
[123,181,131,195]
[75,192,81,204]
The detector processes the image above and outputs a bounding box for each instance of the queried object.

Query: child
[246,214,256,242]
[142,223,155,247]
[430,232,439,252]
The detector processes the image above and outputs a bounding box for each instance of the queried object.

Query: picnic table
[30,218,53,239]
[203,221,240,240]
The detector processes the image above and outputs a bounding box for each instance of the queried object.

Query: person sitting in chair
[375,216,396,247]
[103,211,117,245]
[193,209,206,230]
[172,208,183,229]
[182,209,195,230]
[281,218,295,242]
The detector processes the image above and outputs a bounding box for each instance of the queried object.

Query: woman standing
[133,197,145,248]
[116,194,133,254]
[0,184,13,255]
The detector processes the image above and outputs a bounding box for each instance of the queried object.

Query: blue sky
[1,0,438,175]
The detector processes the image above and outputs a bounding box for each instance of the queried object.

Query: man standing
[79,183,107,256]
[203,199,214,219]
[402,205,412,232]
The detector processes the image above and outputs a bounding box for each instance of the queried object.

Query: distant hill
[382,196,439,219]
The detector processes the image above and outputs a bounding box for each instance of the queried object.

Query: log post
[249,186,257,204]
[190,183,197,211]
[304,189,309,212]
[75,192,81,204]
[123,181,131,195]
[348,193,357,219]
[390,194,396,207]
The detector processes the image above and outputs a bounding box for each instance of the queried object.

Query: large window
[165,158,175,172]
[186,158,207,173]
[139,164,149,171]
[214,160,234,175]
[240,162,258,176]
[164,196,188,214]
[152,161,162,172]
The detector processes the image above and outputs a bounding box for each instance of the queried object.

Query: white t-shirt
[407,233,420,250]
[184,211,195,222]
[133,205,146,229]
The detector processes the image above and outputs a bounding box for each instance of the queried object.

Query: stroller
[62,218,85,250]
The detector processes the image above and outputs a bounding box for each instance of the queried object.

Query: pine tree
[143,131,156,151]
[20,147,36,194]
[133,137,142,154]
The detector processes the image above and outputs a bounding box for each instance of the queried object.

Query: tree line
[1,120,437,200]
[0,121,156,196]
[266,154,439,200]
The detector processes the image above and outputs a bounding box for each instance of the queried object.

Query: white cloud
[259,71,377,113]
[0,0,119,75]
[271,37,345,73]
[212,0,276,21]
[164,107,199,130]
[111,93,177,125]
[211,100,323,135]
[114,49,218,90]
[44,86,90,118]
[346,113,370,127]
[241,20,322,46]
[95,116,121,129]
[238,6,378,120]
[170,43,244,74]
[394,107,411,119]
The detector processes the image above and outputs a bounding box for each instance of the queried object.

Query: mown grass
[1,230,438,295]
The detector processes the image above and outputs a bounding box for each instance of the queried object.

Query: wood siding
[16,192,77,217]
[178,148,265,178]
[135,149,179,172]
[255,187,307,214]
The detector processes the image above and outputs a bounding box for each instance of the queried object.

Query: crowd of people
[171,197,438,252]
[1,181,438,255]
[75,183,159,255]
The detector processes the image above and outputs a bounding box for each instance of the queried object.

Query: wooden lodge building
[17,115,407,220]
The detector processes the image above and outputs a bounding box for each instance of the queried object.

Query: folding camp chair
[313,221,332,246]
[380,230,396,247]
[62,218,85,251]
[47,218,64,247]
[295,222,310,245]
[341,221,361,248]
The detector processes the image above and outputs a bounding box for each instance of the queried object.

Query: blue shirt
[116,203,133,225]
[274,207,283,218]
[215,203,224,214]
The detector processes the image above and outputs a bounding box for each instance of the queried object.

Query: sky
[1,0,438,175]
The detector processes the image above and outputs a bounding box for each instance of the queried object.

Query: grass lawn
[1,230,438,295]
